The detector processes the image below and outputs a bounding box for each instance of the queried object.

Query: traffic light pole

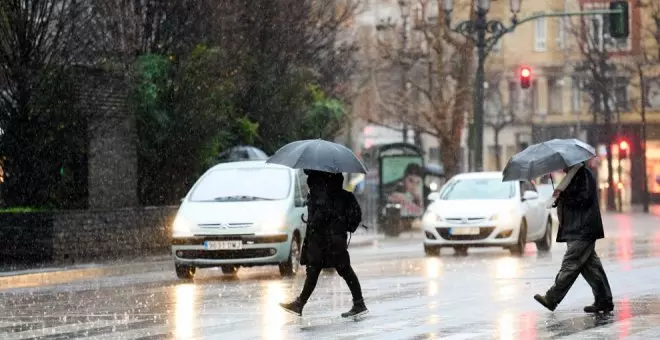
[446,7,624,172]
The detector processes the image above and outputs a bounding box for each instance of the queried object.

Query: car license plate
[204,241,242,250]
[450,228,480,235]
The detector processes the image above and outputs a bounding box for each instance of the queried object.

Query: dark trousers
[546,240,613,305]
[299,265,364,305]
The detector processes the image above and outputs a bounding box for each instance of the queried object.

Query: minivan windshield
[189,167,291,202]
[439,178,515,200]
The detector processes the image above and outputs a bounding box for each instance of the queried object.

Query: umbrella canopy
[266,139,368,174]
[502,138,596,182]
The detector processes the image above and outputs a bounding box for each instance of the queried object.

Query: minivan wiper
[211,195,275,201]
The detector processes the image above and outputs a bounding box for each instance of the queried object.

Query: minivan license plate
[450,228,480,235]
[204,241,242,250]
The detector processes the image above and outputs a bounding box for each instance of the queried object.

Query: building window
[584,3,631,51]
[534,14,547,52]
[645,78,660,108]
[611,77,629,112]
[557,17,567,50]
[571,77,582,112]
[547,77,563,115]
[508,80,519,114]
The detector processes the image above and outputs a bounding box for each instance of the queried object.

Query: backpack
[345,191,363,233]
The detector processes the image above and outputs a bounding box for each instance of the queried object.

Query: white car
[171,161,307,279]
[422,172,553,256]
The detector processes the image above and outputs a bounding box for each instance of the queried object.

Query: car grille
[436,227,495,240]
[444,217,487,224]
[172,234,288,245]
[176,248,275,260]
[197,223,253,229]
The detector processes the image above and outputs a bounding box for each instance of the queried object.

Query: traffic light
[520,66,531,89]
[609,1,629,39]
[618,140,629,159]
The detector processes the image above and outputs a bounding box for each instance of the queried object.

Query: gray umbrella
[502,138,596,182]
[266,139,368,174]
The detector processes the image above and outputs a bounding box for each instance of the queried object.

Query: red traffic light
[520,66,531,89]
[618,140,629,158]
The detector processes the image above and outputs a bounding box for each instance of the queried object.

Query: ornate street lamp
[444,0,522,171]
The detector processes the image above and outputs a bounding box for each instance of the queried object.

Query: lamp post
[443,0,521,172]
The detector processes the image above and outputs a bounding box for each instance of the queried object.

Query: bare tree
[0,0,93,206]
[363,0,476,178]
[483,71,520,171]
[563,4,635,211]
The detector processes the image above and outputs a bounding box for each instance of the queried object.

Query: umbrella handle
[551,175,555,189]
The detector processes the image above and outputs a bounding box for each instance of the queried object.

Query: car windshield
[439,178,515,200]
[189,167,291,202]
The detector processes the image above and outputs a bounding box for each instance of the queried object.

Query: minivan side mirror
[295,197,307,207]
[522,190,539,201]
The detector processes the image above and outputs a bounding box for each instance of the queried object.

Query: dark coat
[554,166,605,243]
[300,186,359,268]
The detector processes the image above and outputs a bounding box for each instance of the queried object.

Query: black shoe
[534,294,557,312]
[584,302,614,314]
[279,298,303,316]
[341,299,369,318]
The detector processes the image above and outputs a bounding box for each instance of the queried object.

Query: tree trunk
[440,136,460,180]
[602,94,616,211]
[494,127,501,171]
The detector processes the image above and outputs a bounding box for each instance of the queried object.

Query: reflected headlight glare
[173,215,193,237]
[258,214,285,231]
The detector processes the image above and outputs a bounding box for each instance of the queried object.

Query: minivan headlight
[172,215,193,237]
[256,214,286,232]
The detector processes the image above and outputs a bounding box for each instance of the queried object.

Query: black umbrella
[502,138,596,182]
[266,139,368,174]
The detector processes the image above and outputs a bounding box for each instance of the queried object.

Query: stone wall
[75,67,138,209]
[0,206,178,268]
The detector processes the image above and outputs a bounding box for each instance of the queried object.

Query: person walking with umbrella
[278,170,368,318]
[533,162,613,313]
[502,139,613,314]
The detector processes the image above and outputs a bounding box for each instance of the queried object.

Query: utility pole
[401,2,410,144]
[639,66,650,213]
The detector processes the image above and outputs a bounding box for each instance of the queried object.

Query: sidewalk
[0,233,385,289]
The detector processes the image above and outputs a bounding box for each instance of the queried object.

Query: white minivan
[171,161,308,279]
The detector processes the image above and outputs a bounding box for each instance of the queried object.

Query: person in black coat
[279,171,368,318]
[534,163,613,314]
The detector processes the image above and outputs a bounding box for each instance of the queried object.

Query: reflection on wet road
[1,213,660,339]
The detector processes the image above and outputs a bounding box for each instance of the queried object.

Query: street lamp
[444,0,522,172]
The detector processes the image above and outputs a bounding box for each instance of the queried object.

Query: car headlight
[423,211,444,224]
[490,209,516,225]
[172,215,193,237]
[256,214,286,233]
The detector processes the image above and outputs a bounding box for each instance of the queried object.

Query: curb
[0,257,174,290]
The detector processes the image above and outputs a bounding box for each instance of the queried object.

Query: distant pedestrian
[279,171,368,318]
[534,162,613,313]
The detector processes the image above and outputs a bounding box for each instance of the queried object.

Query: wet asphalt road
[1,213,660,339]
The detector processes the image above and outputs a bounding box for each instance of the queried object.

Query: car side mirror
[427,192,441,201]
[522,190,539,201]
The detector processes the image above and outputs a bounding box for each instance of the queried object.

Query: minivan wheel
[175,264,195,280]
[279,236,301,277]
[221,265,239,275]
[536,218,553,252]
[509,220,527,256]
[424,245,440,256]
